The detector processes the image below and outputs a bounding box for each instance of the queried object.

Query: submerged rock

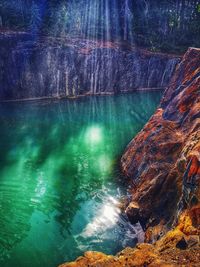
[0,32,180,101]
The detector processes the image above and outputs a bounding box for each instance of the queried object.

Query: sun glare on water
[85,126,103,144]
[80,196,120,238]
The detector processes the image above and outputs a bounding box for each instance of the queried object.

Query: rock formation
[0,32,180,101]
[59,210,200,266]
[59,47,200,266]
[121,47,200,234]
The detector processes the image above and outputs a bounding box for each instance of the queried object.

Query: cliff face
[0,32,180,101]
[121,47,200,233]
[59,48,200,266]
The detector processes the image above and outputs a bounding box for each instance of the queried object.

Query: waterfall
[161,58,180,87]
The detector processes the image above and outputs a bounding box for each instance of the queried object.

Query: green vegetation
[0,0,199,53]
[132,0,200,53]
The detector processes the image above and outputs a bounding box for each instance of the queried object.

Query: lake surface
[0,92,162,267]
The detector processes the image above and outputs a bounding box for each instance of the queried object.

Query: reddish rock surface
[59,48,200,266]
[59,211,200,266]
[121,47,200,232]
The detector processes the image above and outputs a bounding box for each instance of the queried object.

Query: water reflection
[74,191,144,253]
[85,125,103,145]
[81,196,121,237]
[0,92,162,267]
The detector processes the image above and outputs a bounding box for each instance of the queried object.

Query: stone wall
[0,33,180,101]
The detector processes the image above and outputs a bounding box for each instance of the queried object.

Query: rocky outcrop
[59,48,200,266]
[59,209,199,267]
[0,32,180,101]
[121,47,200,233]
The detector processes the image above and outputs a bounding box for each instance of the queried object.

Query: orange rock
[188,155,200,178]
[121,47,200,230]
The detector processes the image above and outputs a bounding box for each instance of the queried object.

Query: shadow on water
[0,92,162,267]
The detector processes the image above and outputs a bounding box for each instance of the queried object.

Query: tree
[29,2,42,34]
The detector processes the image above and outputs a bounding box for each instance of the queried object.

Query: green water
[0,92,162,267]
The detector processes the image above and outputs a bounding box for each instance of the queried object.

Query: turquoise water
[0,92,162,267]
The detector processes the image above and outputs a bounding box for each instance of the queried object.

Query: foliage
[29,2,42,34]
[0,0,200,53]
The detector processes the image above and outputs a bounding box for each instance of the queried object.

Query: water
[0,92,162,267]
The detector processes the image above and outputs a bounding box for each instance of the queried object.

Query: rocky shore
[59,48,200,266]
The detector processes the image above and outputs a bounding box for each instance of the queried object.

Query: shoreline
[0,87,165,104]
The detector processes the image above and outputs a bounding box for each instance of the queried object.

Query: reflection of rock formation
[59,48,200,266]
[0,140,37,260]
[0,32,180,101]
